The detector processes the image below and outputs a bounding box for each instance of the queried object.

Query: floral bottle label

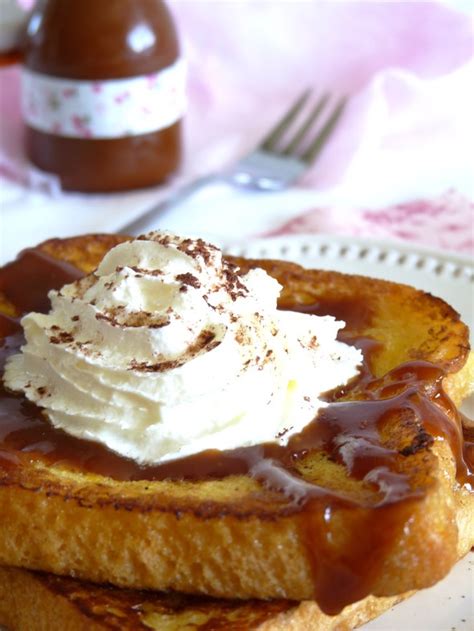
[21,59,186,139]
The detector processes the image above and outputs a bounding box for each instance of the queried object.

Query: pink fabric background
[268,190,473,254]
[1,1,473,255]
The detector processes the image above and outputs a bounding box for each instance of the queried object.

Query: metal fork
[120,90,346,235]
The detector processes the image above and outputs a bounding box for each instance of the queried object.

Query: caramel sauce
[41,571,296,630]
[0,249,83,314]
[0,248,472,613]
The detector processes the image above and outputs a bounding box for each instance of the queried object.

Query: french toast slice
[0,567,413,631]
[0,235,473,613]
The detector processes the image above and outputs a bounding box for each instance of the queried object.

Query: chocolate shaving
[49,331,74,344]
[128,329,219,372]
[176,237,219,266]
[176,272,201,289]
[96,310,170,329]
[129,266,163,277]
[223,265,248,301]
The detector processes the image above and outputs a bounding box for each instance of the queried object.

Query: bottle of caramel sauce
[22,0,184,192]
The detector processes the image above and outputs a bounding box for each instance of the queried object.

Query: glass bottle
[22,0,184,192]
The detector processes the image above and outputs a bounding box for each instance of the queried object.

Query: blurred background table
[0,0,472,263]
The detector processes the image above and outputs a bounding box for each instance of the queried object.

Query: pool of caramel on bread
[0,247,472,614]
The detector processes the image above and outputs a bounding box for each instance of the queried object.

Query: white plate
[227,234,474,630]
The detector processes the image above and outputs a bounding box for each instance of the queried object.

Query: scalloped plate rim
[225,233,473,269]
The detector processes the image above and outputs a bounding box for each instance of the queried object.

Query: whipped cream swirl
[4,233,362,464]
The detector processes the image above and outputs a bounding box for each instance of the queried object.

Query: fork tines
[259,90,347,164]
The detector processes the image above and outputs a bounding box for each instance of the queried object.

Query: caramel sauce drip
[0,248,83,314]
[0,248,472,614]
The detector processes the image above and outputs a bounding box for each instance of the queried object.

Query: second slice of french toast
[0,235,472,614]
[0,565,416,631]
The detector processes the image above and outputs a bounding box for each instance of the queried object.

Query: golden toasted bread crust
[0,235,472,605]
[0,565,410,631]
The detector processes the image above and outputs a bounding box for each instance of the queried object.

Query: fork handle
[118,173,221,236]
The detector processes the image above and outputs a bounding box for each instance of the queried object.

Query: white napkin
[0,175,332,263]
